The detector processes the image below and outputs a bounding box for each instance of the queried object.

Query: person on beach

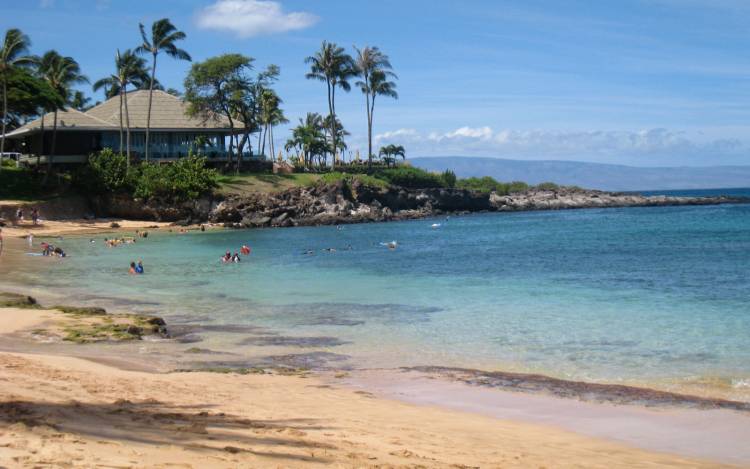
[16,208,23,222]
[129,262,137,275]
[0,228,3,255]
[135,260,144,274]
[31,208,39,225]
[27,233,33,247]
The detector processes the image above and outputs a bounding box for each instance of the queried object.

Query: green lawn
[215,173,322,196]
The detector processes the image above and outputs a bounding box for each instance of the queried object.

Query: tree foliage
[354,45,397,166]
[305,41,356,170]
[1,67,62,127]
[78,149,218,201]
[133,156,218,200]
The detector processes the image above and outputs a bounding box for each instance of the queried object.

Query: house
[3,89,249,165]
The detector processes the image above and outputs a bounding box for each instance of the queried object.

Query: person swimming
[240,245,251,255]
[221,251,232,263]
[128,262,136,275]
[232,252,241,263]
[135,260,144,274]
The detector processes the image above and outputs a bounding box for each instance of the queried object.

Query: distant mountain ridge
[410,157,750,191]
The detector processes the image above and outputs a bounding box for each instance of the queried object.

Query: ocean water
[4,196,750,398]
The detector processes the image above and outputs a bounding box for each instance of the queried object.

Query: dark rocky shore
[93,180,748,227]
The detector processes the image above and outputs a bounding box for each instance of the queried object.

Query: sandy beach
[1,217,749,467]
[0,304,735,468]
[0,217,173,239]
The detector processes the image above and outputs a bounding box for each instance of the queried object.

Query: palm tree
[379,144,405,167]
[70,91,91,111]
[259,89,288,160]
[354,46,397,170]
[93,49,149,166]
[0,29,33,171]
[305,41,356,170]
[37,51,88,178]
[285,112,325,168]
[268,104,288,162]
[323,114,349,163]
[137,18,191,162]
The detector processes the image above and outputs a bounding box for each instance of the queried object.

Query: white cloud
[374,128,418,144]
[196,0,318,38]
[439,126,494,140]
[373,126,746,166]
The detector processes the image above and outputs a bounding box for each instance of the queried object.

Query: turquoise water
[5,198,750,396]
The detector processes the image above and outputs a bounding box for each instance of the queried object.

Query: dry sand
[0,306,733,468]
[0,218,172,239]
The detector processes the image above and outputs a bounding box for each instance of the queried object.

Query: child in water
[128,262,136,274]
[135,260,144,274]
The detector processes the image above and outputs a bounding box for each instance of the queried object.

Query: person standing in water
[128,262,137,275]
[135,260,144,274]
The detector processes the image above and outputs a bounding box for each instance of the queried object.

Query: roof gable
[4,108,115,137]
[86,89,236,130]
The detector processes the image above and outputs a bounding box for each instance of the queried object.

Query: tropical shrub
[441,169,457,188]
[319,171,388,189]
[507,181,531,193]
[375,167,445,188]
[456,176,503,193]
[132,155,218,201]
[75,148,130,194]
[535,182,559,191]
[456,176,530,195]
[76,149,217,201]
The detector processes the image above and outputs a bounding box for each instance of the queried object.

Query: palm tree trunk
[144,52,157,162]
[369,94,377,168]
[118,89,124,159]
[260,125,266,157]
[43,109,58,184]
[37,114,45,167]
[123,84,131,164]
[328,80,335,171]
[366,92,372,170]
[0,79,7,172]
[270,125,275,161]
[227,116,235,170]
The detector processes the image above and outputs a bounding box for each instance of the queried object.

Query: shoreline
[2,217,750,465]
[1,295,749,465]
[2,225,750,403]
[0,306,743,467]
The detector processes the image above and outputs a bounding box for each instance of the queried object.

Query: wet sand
[0,306,736,468]
[342,368,750,466]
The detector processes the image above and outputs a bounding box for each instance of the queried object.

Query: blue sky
[3,0,749,166]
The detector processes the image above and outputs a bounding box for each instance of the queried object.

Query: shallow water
[4,197,750,400]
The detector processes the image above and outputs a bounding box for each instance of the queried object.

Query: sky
[2,0,749,167]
